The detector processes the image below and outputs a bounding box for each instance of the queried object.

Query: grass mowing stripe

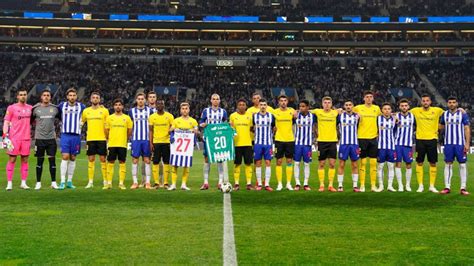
[223,193,237,266]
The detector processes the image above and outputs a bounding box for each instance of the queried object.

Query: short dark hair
[344,99,353,104]
[447,96,457,101]
[382,102,392,109]
[278,95,288,100]
[259,98,267,103]
[398,98,410,105]
[252,92,261,97]
[363,90,374,97]
[147,91,157,97]
[237,98,247,105]
[91,91,100,97]
[41,89,51,96]
[136,92,145,99]
[299,99,310,106]
[421,93,431,99]
[113,98,124,105]
[66,87,77,95]
[17,87,27,95]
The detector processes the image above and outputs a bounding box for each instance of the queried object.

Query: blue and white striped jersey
[58,101,86,135]
[338,112,359,145]
[440,110,470,145]
[395,112,415,147]
[200,107,228,125]
[129,106,154,141]
[377,116,397,150]
[295,112,316,146]
[253,112,275,146]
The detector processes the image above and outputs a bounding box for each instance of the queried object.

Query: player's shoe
[130,183,139,190]
[6,182,12,191]
[163,184,169,190]
[181,185,190,191]
[200,183,209,190]
[286,183,294,191]
[145,183,152,190]
[265,186,273,192]
[387,186,396,192]
[85,182,94,189]
[328,186,337,192]
[416,185,424,193]
[139,180,145,188]
[58,182,66,190]
[405,185,412,192]
[371,186,378,192]
[460,189,470,195]
[440,188,451,194]
[303,185,311,191]
[337,186,344,192]
[20,184,30,190]
[167,184,176,191]
[119,184,127,190]
[276,183,283,191]
[256,185,263,191]
[66,181,76,189]
[233,184,240,191]
[353,187,361,192]
[102,185,110,190]
[246,184,254,190]
[429,186,439,193]
[153,183,160,189]
[318,186,325,192]
[375,185,384,192]
[359,186,365,192]
[398,186,404,192]
[34,182,41,190]
[51,182,59,189]
[294,184,301,191]
[217,183,222,190]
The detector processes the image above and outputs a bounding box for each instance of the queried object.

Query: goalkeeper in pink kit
[3,88,33,190]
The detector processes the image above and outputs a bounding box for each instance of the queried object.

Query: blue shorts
[131,140,151,158]
[339,144,360,161]
[294,145,312,163]
[60,133,81,156]
[395,145,413,163]
[378,149,396,163]
[444,144,467,163]
[254,144,273,161]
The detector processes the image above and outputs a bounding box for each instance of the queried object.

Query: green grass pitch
[0,152,473,264]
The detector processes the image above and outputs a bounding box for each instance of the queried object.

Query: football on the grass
[221,182,233,193]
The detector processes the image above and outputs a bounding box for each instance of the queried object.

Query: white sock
[132,163,138,184]
[217,162,224,184]
[378,163,385,186]
[7,181,12,186]
[294,162,300,185]
[303,162,310,186]
[141,162,146,181]
[387,162,395,187]
[352,174,358,187]
[256,166,262,186]
[444,164,452,189]
[265,166,271,186]
[67,161,76,182]
[337,174,344,187]
[203,163,210,184]
[406,168,412,187]
[145,163,151,183]
[21,180,26,186]
[60,160,68,183]
[460,163,467,189]
[395,167,402,187]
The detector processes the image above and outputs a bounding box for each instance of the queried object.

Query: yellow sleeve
[148,115,154,126]
[105,116,111,129]
[375,106,382,115]
[169,113,175,125]
[127,116,133,129]
[104,108,110,119]
[410,107,420,116]
[353,105,359,113]
[311,109,320,115]
[192,119,198,128]
[435,107,444,116]
[81,109,87,123]
[172,119,178,128]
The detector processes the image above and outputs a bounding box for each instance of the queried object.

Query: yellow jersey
[105,113,132,148]
[410,106,444,140]
[273,107,296,142]
[149,112,174,144]
[353,104,381,139]
[172,117,198,130]
[311,109,339,142]
[229,112,253,147]
[82,106,109,141]
[245,105,274,116]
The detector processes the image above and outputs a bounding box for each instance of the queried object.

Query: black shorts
[275,141,295,159]
[34,139,57,157]
[107,147,127,162]
[86,141,107,156]
[416,139,438,164]
[153,143,170,164]
[318,141,337,160]
[358,138,378,158]
[235,146,253,165]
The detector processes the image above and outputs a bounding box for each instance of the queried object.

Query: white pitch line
[223,193,237,266]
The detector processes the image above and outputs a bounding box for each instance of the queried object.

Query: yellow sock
[318,169,325,186]
[416,164,424,185]
[328,168,335,187]
[152,164,159,184]
[182,167,189,185]
[119,163,126,184]
[100,162,107,182]
[234,165,241,185]
[107,162,114,183]
[245,165,253,185]
[359,158,367,186]
[429,165,437,187]
[171,166,178,185]
[286,165,293,183]
[276,165,283,183]
[88,161,95,182]
[163,164,170,185]
[369,158,377,187]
